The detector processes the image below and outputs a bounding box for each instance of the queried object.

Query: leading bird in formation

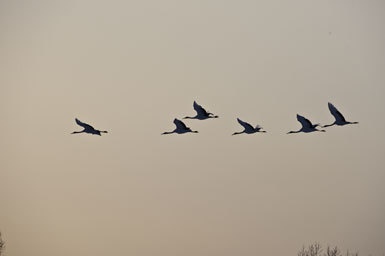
[322,102,358,128]
[287,114,326,134]
[232,118,266,135]
[71,118,108,136]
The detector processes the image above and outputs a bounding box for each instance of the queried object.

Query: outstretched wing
[296,114,313,129]
[193,101,209,116]
[237,118,254,131]
[328,102,346,122]
[174,118,188,130]
[75,118,94,130]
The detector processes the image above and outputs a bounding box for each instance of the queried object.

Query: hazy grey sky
[1,0,385,256]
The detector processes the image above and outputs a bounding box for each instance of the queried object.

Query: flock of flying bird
[71,101,358,136]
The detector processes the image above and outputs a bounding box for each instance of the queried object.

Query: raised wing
[328,102,346,122]
[174,118,188,130]
[193,101,209,116]
[296,114,313,129]
[75,118,95,130]
[237,118,254,131]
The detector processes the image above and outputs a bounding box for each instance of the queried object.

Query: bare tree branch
[298,246,308,256]
[297,242,323,256]
[346,250,359,256]
[0,232,4,256]
[309,243,323,256]
[326,246,341,256]
[298,243,361,256]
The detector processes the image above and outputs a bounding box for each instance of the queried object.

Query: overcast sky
[1,1,385,256]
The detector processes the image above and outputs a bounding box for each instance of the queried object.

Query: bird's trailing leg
[161,131,174,135]
[322,122,335,128]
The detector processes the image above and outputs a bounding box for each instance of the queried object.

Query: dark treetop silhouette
[287,114,326,134]
[71,118,108,136]
[162,118,198,135]
[0,232,4,256]
[183,101,219,120]
[322,102,359,128]
[232,118,267,135]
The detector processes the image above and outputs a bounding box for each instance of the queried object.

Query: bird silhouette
[71,118,108,136]
[322,102,358,128]
[232,118,266,135]
[183,101,218,120]
[162,118,198,135]
[287,114,325,134]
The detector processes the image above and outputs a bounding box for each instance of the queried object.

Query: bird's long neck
[260,130,267,133]
[190,130,198,133]
[348,121,359,124]
[232,131,244,135]
[183,116,195,119]
[100,130,108,133]
[287,130,300,134]
[71,131,84,134]
[317,129,326,132]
